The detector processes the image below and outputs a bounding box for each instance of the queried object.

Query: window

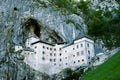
[82,59,84,61]
[54,59,56,62]
[81,51,84,55]
[88,56,90,59]
[65,50,67,53]
[60,59,62,61]
[50,53,52,56]
[73,55,75,57]
[65,57,67,59]
[78,60,80,62]
[59,48,61,50]
[76,45,79,48]
[43,46,45,48]
[59,53,62,56]
[77,52,79,56]
[50,59,52,62]
[42,57,45,60]
[88,50,90,54]
[73,48,75,50]
[87,43,89,47]
[50,48,52,50]
[89,62,91,65]
[65,63,68,65]
[47,47,49,50]
[54,48,56,51]
[54,63,56,65]
[54,53,56,56]
[74,61,76,64]
[42,51,45,54]
[35,46,37,49]
[81,44,83,47]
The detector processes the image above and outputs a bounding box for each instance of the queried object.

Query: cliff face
[0,0,87,79]
[0,0,119,80]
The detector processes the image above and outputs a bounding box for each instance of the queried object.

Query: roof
[56,41,67,45]
[23,47,34,52]
[74,35,94,41]
[31,40,54,46]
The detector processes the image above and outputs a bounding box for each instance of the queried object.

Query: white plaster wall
[15,46,23,52]
[19,36,95,75]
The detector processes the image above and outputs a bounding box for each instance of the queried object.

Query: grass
[83,50,120,80]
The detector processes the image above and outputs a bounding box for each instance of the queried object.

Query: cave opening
[24,18,41,37]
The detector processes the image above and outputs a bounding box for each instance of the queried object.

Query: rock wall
[0,0,119,80]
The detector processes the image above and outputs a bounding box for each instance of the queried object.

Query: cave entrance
[24,18,41,37]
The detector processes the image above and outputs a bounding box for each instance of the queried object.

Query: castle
[15,35,94,75]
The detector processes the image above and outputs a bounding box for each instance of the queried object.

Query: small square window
[35,46,37,49]
[82,59,84,61]
[81,44,83,47]
[50,53,52,56]
[78,60,80,62]
[54,59,56,62]
[42,57,45,60]
[65,57,67,59]
[65,63,68,65]
[73,55,75,57]
[59,48,61,50]
[43,46,45,48]
[88,50,90,54]
[77,45,79,48]
[54,48,56,51]
[42,51,45,54]
[54,53,56,56]
[54,63,56,65]
[47,47,49,50]
[77,52,79,56]
[60,59,62,61]
[74,61,76,63]
[50,59,52,62]
[59,53,62,56]
[87,44,89,47]
[81,51,84,55]
[88,56,90,59]
[89,62,91,65]
[50,48,52,50]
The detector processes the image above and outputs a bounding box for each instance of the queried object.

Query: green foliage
[62,67,84,80]
[83,51,120,80]
[76,0,90,14]
[48,0,90,15]
[88,8,120,49]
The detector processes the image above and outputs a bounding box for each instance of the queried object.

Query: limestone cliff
[0,0,119,80]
